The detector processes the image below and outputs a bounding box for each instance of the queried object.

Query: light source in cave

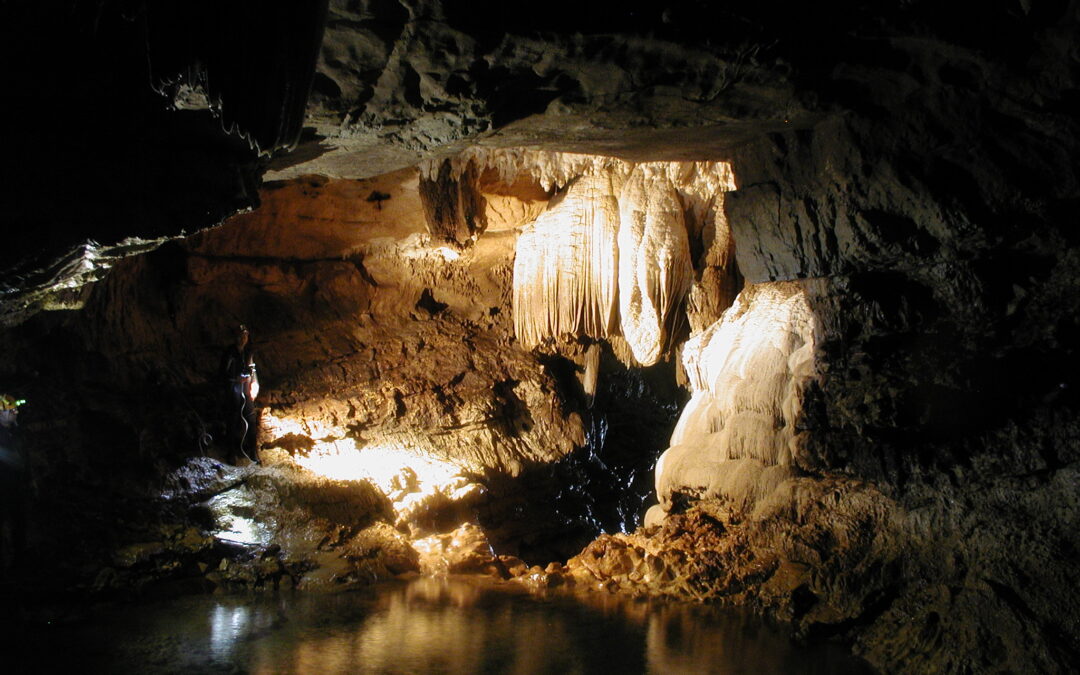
[261,412,476,517]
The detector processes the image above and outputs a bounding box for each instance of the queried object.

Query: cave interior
[1,1,1080,672]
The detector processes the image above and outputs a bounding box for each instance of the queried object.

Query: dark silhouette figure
[0,394,27,570]
[220,325,259,463]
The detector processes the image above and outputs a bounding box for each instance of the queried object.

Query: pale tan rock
[654,281,820,515]
[617,165,694,366]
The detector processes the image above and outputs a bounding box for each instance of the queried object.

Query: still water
[21,577,875,674]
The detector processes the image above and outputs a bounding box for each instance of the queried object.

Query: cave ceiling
[5,0,1075,324]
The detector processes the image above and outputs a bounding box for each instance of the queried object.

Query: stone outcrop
[92,457,417,594]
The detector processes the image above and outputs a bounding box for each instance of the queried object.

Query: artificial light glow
[381,233,463,262]
[262,412,479,519]
[207,487,270,546]
[433,246,461,261]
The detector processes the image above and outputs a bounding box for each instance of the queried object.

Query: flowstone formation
[647,281,820,525]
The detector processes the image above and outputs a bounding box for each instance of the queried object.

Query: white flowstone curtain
[617,165,694,366]
[648,281,820,523]
[512,173,620,348]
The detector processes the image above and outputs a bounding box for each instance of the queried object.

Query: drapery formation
[512,173,621,348]
[506,154,731,366]
[617,165,694,366]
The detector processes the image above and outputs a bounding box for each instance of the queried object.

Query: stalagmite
[649,281,819,521]
[512,173,621,348]
[617,165,694,366]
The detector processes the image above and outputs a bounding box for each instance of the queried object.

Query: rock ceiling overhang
[0,0,1074,324]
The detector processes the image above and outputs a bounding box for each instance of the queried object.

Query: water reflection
[29,578,875,674]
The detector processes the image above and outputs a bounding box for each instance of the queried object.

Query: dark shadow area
[472,346,687,565]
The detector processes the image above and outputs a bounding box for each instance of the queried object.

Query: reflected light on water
[210,605,250,657]
[213,579,871,675]
[38,578,875,674]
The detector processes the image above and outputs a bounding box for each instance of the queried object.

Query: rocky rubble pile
[97,458,419,595]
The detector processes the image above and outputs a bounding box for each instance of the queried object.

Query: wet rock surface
[90,457,415,595]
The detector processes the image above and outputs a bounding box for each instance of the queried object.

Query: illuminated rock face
[650,281,819,522]
[508,154,734,366]
[512,173,621,348]
[3,158,685,568]
[617,166,693,366]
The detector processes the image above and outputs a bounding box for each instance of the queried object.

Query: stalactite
[582,342,601,402]
[422,148,633,193]
[649,281,820,520]
[418,160,488,245]
[512,174,620,348]
[617,165,694,366]
[425,149,735,200]
[477,148,736,361]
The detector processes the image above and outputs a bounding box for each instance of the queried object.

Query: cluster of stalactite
[512,173,621,348]
[616,165,694,365]
[437,149,736,367]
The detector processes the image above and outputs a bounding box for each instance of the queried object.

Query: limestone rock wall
[0,157,691,580]
[597,19,1080,669]
[2,2,1079,672]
